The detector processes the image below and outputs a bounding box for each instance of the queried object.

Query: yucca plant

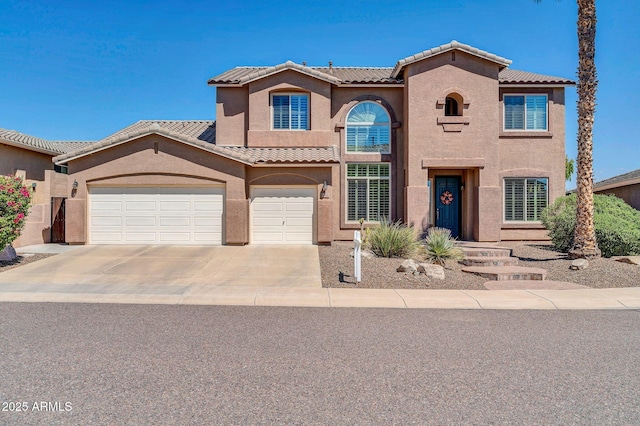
[423,227,464,266]
[365,219,421,258]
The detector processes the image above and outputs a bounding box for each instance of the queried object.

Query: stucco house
[5,41,574,247]
[0,129,86,246]
[592,169,640,211]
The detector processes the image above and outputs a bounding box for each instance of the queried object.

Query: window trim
[345,163,392,223]
[271,92,309,131]
[345,101,391,154]
[503,177,549,223]
[503,94,548,132]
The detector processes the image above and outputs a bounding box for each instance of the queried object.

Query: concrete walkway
[1,282,639,310]
[2,244,640,310]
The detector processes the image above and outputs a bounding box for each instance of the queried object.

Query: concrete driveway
[0,245,321,289]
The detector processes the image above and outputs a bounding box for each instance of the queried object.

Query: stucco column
[475,186,501,241]
[317,199,333,244]
[225,199,248,245]
[405,186,429,233]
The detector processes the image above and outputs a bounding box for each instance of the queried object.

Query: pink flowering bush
[0,175,32,248]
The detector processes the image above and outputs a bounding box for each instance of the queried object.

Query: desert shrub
[0,175,32,248]
[365,219,421,258]
[422,227,464,266]
[541,194,640,257]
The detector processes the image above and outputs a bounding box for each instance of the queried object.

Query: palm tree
[537,0,600,258]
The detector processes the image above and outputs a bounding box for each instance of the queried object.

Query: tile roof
[210,42,571,86]
[103,120,216,144]
[312,67,399,84]
[499,69,575,85]
[54,121,339,166]
[216,146,340,164]
[391,40,512,78]
[209,65,400,85]
[0,128,71,155]
[594,169,640,190]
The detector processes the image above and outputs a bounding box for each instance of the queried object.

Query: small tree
[0,175,32,249]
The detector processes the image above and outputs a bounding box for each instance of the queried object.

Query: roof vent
[302,61,307,66]
[328,61,333,73]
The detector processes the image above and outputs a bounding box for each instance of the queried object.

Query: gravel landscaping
[319,241,640,290]
[0,253,56,272]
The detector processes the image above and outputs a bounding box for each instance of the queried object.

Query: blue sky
[1,0,638,182]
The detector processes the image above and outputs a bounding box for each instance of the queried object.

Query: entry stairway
[458,242,583,290]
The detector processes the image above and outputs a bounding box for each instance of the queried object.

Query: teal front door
[435,176,461,238]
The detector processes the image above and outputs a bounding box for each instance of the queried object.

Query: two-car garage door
[89,186,224,245]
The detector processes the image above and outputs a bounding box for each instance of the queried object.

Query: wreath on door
[440,190,454,205]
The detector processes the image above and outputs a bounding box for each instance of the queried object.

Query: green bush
[0,175,32,249]
[541,194,640,257]
[365,219,421,258]
[422,227,464,266]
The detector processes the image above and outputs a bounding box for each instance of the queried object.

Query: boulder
[570,259,589,270]
[350,249,375,259]
[0,245,17,262]
[418,263,445,280]
[397,259,419,274]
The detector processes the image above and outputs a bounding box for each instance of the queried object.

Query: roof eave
[594,177,640,192]
[0,139,61,156]
[499,82,576,87]
[54,131,252,166]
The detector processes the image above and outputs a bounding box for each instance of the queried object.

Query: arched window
[445,97,459,116]
[346,101,391,153]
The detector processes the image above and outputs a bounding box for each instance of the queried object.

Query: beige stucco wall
[1,143,70,247]
[216,86,249,146]
[64,135,248,245]
[1,143,54,181]
[403,51,502,240]
[247,70,333,147]
[498,87,566,241]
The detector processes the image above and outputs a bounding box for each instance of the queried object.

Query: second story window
[504,94,548,131]
[445,96,460,116]
[346,101,391,153]
[272,93,308,130]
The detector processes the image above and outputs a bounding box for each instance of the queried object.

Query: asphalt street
[1,303,639,425]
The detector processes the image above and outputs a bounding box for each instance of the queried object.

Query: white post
[354,230,362,283]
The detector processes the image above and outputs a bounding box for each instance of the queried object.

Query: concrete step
[461,256,518,267]
[462,266,547,281]
[460,247,513,258]
[484,280,588,290]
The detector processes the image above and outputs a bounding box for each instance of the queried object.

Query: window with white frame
[504,95,548,131]
[347,163,390,222]
[346,102,390,153]
[504,178,548,222]
[272,93,308,130]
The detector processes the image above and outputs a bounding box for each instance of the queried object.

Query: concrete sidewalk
[1,284,640,310]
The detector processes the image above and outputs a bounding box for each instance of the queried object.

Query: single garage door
[89,186,224,245]
[251,187,315,244]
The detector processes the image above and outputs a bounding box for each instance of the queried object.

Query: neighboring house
[8,41,574,247]
[592,169,640,211]
[0,129,88,246]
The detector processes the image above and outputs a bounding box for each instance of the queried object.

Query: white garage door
[89,186,224,245]
[251,187,315,245]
